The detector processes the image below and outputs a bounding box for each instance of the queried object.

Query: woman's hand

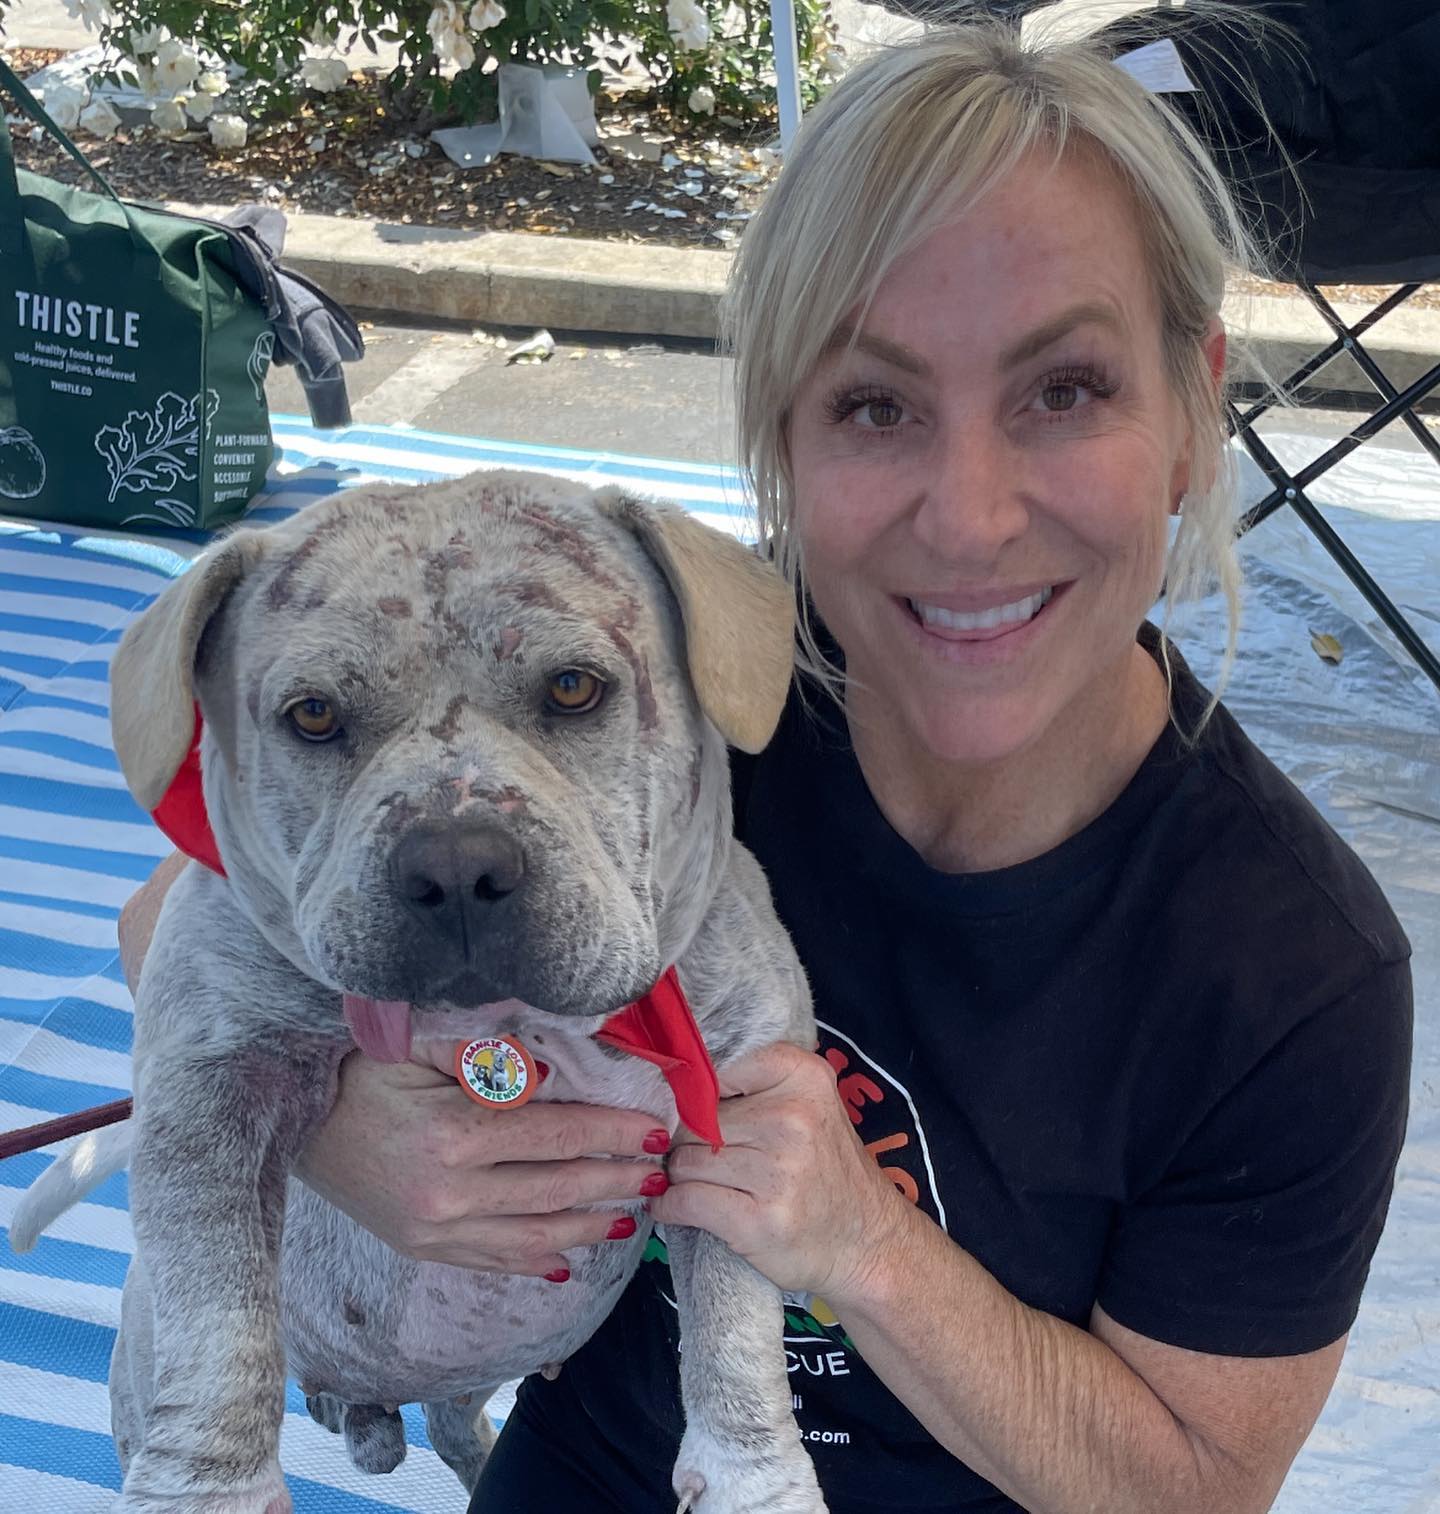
[650,1042,915,1305]
[295,1043,672,1277]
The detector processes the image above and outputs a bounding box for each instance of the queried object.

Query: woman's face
[787,151,1211,767]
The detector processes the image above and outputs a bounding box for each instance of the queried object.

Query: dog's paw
[672,1429,826,1514]
[114,1465,292,1514]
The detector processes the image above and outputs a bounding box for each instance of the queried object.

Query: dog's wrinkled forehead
[249,476,669,701]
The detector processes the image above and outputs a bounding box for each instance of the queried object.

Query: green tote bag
[0,57,275,530]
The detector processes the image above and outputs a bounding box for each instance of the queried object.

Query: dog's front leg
[114,1044,332,1514]
[666,1225,827,1514]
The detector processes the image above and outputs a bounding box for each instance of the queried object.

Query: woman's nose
[910,418,1030,566]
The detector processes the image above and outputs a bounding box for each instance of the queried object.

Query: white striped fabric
[0,419,746,1513]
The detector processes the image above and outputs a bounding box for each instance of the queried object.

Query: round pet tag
[455,1036,539,1109]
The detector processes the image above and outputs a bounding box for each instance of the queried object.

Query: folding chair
[1096,2,1440,695]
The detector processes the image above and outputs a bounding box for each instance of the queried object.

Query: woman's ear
[1203,317,1227,391]
[1171,318,1230,510]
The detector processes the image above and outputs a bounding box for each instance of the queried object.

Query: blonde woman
[459,23,1409,1513]
[121,20,1412,1514]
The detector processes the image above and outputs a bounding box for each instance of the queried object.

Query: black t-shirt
[525,630,1414,1513]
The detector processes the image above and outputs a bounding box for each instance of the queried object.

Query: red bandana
[151,707,226,876]
[596,965,723,1150]
[152,712,723,1149]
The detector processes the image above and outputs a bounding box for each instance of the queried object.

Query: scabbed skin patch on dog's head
[112,471,794,1034]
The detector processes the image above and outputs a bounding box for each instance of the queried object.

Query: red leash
[0,1097,134,1162]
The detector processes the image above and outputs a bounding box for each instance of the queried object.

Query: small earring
[1171,492,1186,516]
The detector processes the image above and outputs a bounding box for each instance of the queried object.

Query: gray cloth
[219,206,365,429]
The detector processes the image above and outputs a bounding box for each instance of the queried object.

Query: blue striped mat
[0,418,750,1513]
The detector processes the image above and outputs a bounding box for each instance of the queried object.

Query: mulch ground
[2,44,777,249]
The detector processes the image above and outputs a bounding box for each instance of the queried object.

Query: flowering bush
[4,0,839,140]
[636,0,838,121]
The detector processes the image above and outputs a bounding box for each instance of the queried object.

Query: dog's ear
[596,490,794,753]
[111,532,269,810]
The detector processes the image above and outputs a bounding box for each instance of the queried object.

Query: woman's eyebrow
[824,301,1124,378]
[998,302,1124,371]
[823,326,931,376]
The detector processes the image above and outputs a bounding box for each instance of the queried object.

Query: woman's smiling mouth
[904,584,1060,643]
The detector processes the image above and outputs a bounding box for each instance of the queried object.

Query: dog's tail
[7,1122,132,1253]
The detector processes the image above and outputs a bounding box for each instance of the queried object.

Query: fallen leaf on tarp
[1310,630,1344,665]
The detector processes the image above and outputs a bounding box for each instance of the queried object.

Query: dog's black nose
[389,820,526,947]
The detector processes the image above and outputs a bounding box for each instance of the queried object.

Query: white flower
[132,61,161,97]
[127,23,164,55]
[208,112,248,149]
[666,0,711,53]
[40,82,87,131]
[300,56,350,92]
[420,0,478,68]
[155,37,202,93]
[79,96,122,138]
[184,91,216,122]
[468,0,506,31]
[196,69,228,96]
[308,20,338,49]
[150,97,188,134]
[688,84,716,115]
[427,1,476,68]
[62,0,109,32]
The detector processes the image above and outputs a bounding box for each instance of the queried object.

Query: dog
[11,472,828,1514]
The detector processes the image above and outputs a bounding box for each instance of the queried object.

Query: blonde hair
[722,18,1268,716]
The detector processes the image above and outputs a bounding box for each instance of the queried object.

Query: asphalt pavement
[270,321,737,462]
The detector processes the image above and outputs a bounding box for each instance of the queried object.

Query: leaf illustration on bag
[248,331,276,406]
[95,390,221,503]
[121,498,198,529]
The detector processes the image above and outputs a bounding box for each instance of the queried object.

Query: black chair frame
[1228,280,1440,695]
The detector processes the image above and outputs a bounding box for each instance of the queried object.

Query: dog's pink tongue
[342,995,414,1063]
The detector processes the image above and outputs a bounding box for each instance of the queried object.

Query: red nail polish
[606,1217,637,1241]
[543,1268,570,1284]
[639,1172,669,1198]
[643,1129,670,1155]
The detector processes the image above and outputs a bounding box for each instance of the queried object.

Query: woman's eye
[858,396,905,429]
[545,669,605,715]
[1040,382,1080,412]
[823,386,907,434]
[1032,366,1117,417]
[287,697,341,742]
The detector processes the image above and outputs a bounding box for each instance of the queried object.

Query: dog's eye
[545,669,605,715]
[287,697,341,742]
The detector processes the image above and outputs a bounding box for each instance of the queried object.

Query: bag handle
[0,57,160,276]
[0,56,126,202]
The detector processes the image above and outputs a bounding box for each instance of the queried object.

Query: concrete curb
[176,204,730,342]
[178,203,1440,396]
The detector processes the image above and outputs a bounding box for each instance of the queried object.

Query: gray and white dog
[11,472,828,1514]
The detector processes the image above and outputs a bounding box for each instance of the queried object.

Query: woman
[121,21,1412,1514]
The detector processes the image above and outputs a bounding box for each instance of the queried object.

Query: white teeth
[909,585,1053,632]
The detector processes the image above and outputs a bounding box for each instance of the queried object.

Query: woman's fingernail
[606,1217,637,1241]
[643,1129,670,1155]
[543,1268,570,1284]
[639,1172,669,1198]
